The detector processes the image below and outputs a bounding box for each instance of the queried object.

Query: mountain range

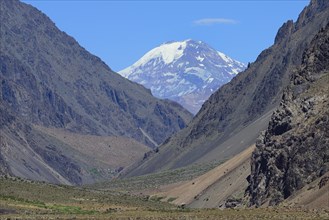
[119,40,245,114]
[119,0,329,209]
[0,0,328,214]
[0,0,192,185]
[154,14,329,208]
[123,0,329,183]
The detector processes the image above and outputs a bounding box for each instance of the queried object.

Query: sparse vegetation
[1,176,329,219]
[167,197,177,202]
[150,196,165,202]
[92,161,224,192]
[89,168,101,176]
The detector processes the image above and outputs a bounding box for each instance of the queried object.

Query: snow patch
[231,68,241,75]
[217,51,233,63]
[141,41,187,65]
[208,77,214,83]
[196,55,204,62]
[119,41,188,77]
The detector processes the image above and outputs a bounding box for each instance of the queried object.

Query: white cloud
[193,18,237,26]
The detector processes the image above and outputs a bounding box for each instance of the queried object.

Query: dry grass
[92,161,223,193]
[1,176,328,219]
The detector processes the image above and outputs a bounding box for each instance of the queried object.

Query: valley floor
[1,176,328,220]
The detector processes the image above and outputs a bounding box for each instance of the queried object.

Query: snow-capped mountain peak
[119,40,246,114]
[121,40,189,77]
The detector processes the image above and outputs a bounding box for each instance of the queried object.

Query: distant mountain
[0,0,192,184]
[123,0,329,177]
[119,40,245,114]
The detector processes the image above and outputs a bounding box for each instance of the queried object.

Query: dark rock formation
[0,151,10,175]
[222,197,243,209]
[247,23,329,207]
[319,176,329,189]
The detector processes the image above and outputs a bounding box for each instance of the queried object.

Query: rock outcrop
[247,23,329,206]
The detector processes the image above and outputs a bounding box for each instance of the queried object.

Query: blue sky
[23,0,309,72]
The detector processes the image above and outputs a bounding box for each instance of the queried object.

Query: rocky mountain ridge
[0,0,192,184]
[0,0,192,148]
[119,40,245,114]
[247,22,329,206]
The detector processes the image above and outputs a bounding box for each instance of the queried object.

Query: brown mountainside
[0,0,192,184]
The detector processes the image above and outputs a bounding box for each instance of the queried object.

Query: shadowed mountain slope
[154,145,254,208]
[0,0,192,148]
[0,0,192,184]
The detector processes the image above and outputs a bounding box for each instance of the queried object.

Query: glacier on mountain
[119,39,246,114]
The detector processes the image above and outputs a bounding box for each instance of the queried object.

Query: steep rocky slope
[119,40,245,114]
[282,172,329,209]
[247,22,329,207]
[0,0,192,148]
[124,0,329,177]
[0,105,149,185]
[0,0,192,184]
[154,145,254,208]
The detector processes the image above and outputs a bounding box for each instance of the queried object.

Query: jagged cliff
[247,22,329,206]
